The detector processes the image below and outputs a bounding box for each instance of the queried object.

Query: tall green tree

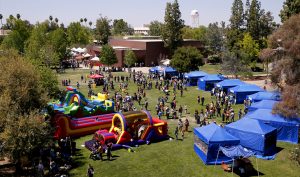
[148,20,163,36]
[227,0,244,50]
[279,0,300,22]
[1,17,32,53]
[124,50,137,67]
[100,44,117,67]
[206,22,224,55]
[238,32,259,67]
[0,52,53,164]
[182,26,207,43]
[246,0,261,41]
[221,50,251,78]
[112,19,131,35]
[48,27,68,61]
[161,0,184,56]
[66,22,91,46]
[170,46,203,73]
[95,17,111,44]
[229,0,244,30]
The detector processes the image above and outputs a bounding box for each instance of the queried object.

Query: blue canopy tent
[215,79,246,93]
[225,118,277,156]
[244,109,300,144]
[158,66,178,79]
[194,123,240,165]
[229,84,264,104]
[184,71,207,86]
[248,100,279,112]
[247,91,281,103]
[149,66,159,73]
[198,74,225,91]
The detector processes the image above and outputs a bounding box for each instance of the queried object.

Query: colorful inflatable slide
[53,113,116,139]
[85,111,168,151]
[49,86,114,117]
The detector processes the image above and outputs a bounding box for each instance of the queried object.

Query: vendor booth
[198,74,225,91]
[157,66,178,79]
[225,118,277,156]
[215,79,245,93]
[247,100,279,112]
[244,109,300,144]
[194,123,240,165]
[229,84,264,104]
[246,91,281,103]
[184,71,207,86]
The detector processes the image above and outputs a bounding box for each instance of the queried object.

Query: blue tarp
[248,100,279,111]
[229,84,264,104]
[219,145,255,159]
[244,109,300,144]
[225,118,277,156]
[184,71,207,86]
[194,123,240,165]
[247,91,281,103]
[198,74,225,91]
[215,79,246,93]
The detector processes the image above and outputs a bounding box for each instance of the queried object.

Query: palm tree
[49,15,53,22]
[84,18,87,26]
[60,23,65,29]
[80,18,83,24]
[16,13,21,19]
[55,17,59,24]
[89,21,92,28]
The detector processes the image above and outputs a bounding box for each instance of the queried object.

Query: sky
[0,0,285,27]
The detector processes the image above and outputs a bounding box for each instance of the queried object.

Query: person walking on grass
[197,96,200,104]
[184,118,189,132]
[174,127,179,140]
[178,119,184,139]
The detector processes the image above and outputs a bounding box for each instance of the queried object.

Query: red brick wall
[88,39,204,67]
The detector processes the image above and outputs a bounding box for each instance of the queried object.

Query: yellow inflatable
[91,93,108,102]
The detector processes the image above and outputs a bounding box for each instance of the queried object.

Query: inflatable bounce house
[85,111,168,151]
[49,86,116,139]
[49,86,114,118]
[53,113,115,139]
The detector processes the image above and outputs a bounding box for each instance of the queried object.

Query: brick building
[87,38,203,67]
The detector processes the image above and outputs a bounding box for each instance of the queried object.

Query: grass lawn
[56,68,299,177]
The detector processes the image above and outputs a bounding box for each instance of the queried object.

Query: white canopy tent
[160,59,170,66]
[90,56,100,61]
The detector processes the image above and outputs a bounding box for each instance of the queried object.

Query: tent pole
[256,158,259,177]
[214,148,221,168]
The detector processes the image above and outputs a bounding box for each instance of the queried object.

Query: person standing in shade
[87,164,94,177]
[197,96,200,104]
[238,109,243,119]
[106,142,113,161]
[201,96,205,106]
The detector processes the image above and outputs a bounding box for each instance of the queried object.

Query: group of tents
[149,67,282,104]
[194,100,300,165]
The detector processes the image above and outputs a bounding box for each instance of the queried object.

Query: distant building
[87,38,203,67]
[0,30,11,36]
[133,26,150,35]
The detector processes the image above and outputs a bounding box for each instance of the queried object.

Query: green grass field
[56,68,299,177]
